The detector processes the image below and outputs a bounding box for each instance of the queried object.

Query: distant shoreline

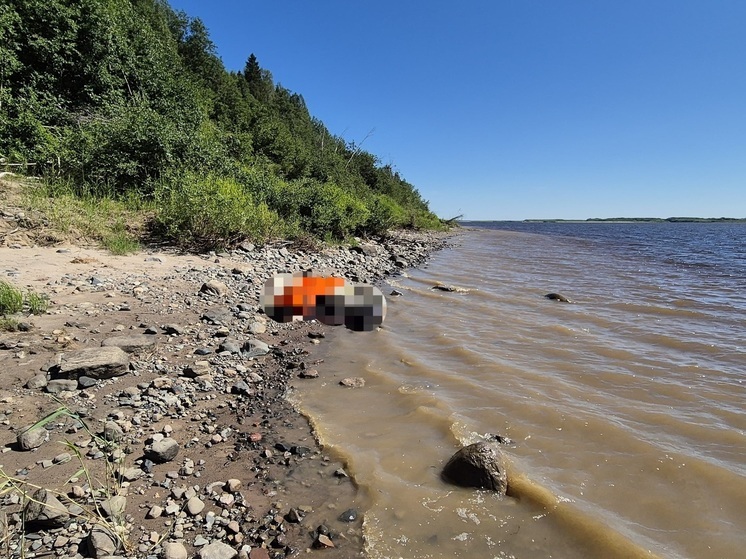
[460,217,746,224]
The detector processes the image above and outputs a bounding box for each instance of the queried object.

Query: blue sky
[168,1,746,220]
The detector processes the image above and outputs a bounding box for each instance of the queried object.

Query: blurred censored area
[260,271,387,332]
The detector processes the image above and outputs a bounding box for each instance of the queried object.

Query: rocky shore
[0,230,451,559]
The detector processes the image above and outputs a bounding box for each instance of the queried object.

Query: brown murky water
[291,223,746,559]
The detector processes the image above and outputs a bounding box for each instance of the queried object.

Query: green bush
[365,194,407,235]
[155,172,284,248]
[272,179,370,240]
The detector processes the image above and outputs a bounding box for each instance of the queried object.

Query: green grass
[25,292,48,315]
[21,180,149,254]
[0,280,49,317]
[0,317,20,331]
[0,281,24,315]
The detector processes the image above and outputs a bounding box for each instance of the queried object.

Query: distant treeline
[539,217,746,223]
[0,0,441,246]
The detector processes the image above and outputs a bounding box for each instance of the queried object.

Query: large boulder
[55,347,130,379]
[441,442,508,495]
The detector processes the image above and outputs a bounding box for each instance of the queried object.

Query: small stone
[25,374,48,389]
[100,495,127,519]
[46,379,79,393]
[120,466,143,481]
[146,505,163,519]
[299,369,319,379]
[201,280,229,297]
[199,540,237,559]
[53,452,72,465]
[103,421,124,442]
[187,496,205,516]
[315,534,335,548]
[163,541,188,559]
[226,479,242,492]
[17,426,49,450]
[242,339,269,357]
[163,324,184,335]
[78,375,98,388]
[86,525,118,557]
[23,488,69,526]
[338,508,358,522]
[146,437,179,462]
[339,377,365,388]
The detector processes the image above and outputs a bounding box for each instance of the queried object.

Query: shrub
[154,171,284,248]
[272,179,370,240]
[365,194,407,235]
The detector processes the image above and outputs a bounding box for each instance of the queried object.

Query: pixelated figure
[261,271,386,332]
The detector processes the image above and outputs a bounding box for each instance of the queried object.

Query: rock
[17,426,49,450]
[225,479,242,492]
[249,321,266,334]
[202,307,232,325]
[183,360,211,378]
[315,534,335,548]
[100,495,127,519]
[201,280,230,297]
[243,339,269,357]
[145,437,179,462]
[163,323,184,335]
[45,378,79,394]
[103,421,124,442]
[101,334,156,353]
[146,505,163,519]
[299,369,319,379]
[86,525,118,558]
[231,381,252,395]
[186,496,205,516]
[163,541,188,559]
[25,374,48,389]
[545,292,572,303]
[120,466,143,481]
[53,452,72,464]
[78,375,98,388]
[199,540,237,559]
[23,489,69,526]
[218,340,242,354]
[441,442,508,494]
[339,377,365,388]
[56,346,130,379]
[338,508,358,522]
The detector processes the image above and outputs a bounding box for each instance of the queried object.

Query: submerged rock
[441,442,508,495]
[545,292,572,303]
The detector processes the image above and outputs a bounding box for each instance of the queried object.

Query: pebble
[199,540,237,559]
[187,496,206,516]
[163,541,188,559]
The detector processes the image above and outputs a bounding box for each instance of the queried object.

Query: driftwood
[442,213,463,225]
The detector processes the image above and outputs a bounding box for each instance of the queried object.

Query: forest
[0,0,442,247]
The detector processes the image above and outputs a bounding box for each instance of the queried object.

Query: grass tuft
[0,281,24,315]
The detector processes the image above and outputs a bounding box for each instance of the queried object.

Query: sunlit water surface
[291,222,746,559]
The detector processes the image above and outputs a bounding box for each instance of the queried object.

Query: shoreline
[0,230,453,559]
